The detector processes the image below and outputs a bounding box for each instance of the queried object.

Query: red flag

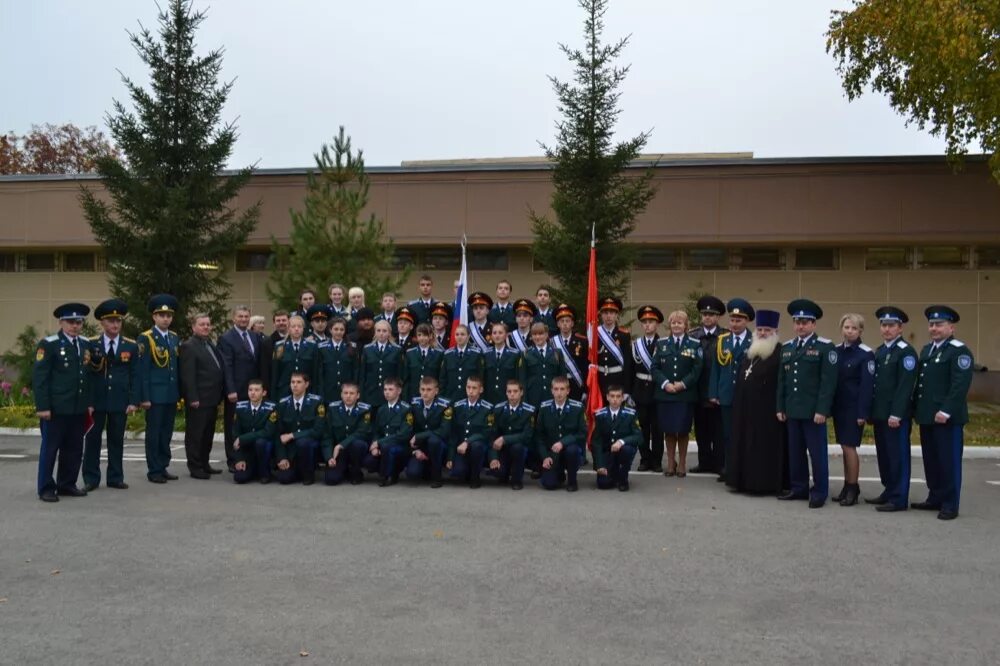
[585,227,604,448]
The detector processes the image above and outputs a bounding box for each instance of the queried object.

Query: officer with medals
[402,322,445,401]
[359,320,403,410]
[507,298,536,355]
[33,302,93,502]
[322,381,372,486]
[274,371,325,485]
[592,384,641,491]
[316,316,358,405]
[406,376,452,488]
[596,297,633,400]
[776,299,838,508]
[708,298,754,482]
[271,314,319,401]
[83,298,140,492]
[689,295,728,475]
[138,294,181,484]
[439,324,485,403]
[467,291,494,353]
[632,305,663,472]
[831,313,876,506]
[866,306,918,512]
[651,310,703,477]
[232,379,277,484]
[535,376,587,491]
[484,321,520,405]
[552,303,589,402]
[447,376,494,488]
[489,378,536,490]
[911,306,973,521]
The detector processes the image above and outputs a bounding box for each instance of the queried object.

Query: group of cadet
[31,274,974,520]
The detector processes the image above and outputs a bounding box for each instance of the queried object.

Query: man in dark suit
[218,305,265,472]
[180,313,226,479]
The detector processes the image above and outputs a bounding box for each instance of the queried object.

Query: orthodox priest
[726,309,787,494]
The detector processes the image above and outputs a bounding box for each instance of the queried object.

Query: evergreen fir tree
[80,0,259,336]
[530,0,656,318]
[267,127,409,310]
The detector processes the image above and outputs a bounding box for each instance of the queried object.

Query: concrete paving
[1,435,999,665]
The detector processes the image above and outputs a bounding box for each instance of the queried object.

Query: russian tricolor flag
[449,237,469,347]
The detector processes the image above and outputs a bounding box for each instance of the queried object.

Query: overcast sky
[1,0,949,169]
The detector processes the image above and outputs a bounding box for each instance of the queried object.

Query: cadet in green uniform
[533,286,558,336]
[406,376,452,488]
[232,379,277,484]
[518,322,566,408]
[484,321,520,405]
[394,305,417,352]
[33,302,93,502]
[708,298,754,482]
[535,376,587,491]
[138,294,181,484]
[402,323,444,400]
[632,305,663,472]
[776,299,837,508]
[467,291,494,352]
[595,297,633,399]
[408,275,437,325]
[651,309,703,477]
[439,325,485,403]
[83,298,140,491]
[271,315,319,401]
[274,372,325,485]
[488,279,517,332]
[911,306,973,521]
[316,317,358,404]
[592,385,641,491]
[508,298,536,354]
[867,306,918,512]
[322,381,372,486]
[359,320,403,409]
[363,377,414,486]
[306,304,332,344]
[430,302,453,350]
[488,379,536,489]
[447,376,494,488]
[551,304,589,402]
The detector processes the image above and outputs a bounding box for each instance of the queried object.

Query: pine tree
[80,0,259,337]
[266,127,409,309]
[530,0,656,318]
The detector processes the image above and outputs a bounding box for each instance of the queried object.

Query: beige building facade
[1,154,999,368]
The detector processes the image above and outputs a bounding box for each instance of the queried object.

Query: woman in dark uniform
[651,310,703,477]
[831,312,875,506]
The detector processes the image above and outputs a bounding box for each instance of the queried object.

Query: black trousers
[634,400,661,467]
[694,403,723,472]
[185,405,218,473]
[223,398,242,466]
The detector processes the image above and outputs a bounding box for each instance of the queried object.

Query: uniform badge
[317,404,326,417]
[275,345,285,359]
[363,413,371,423]
[443,407,453,419]
[957,355,972,370]
[405,413,414,425]
[120,351,131,362]
[902,356,916,371]
[867,360,875,375]
[828,351,838,364]
[487,413,495,426]
[138,342,146,355]
[528,415,535,427]
[36,347,45,361]
[83,349,91,365]
[269,411,277,422]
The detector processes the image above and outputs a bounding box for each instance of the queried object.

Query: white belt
[599,365,623,374]
[635,372,652,381]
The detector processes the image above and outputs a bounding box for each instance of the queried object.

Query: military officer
[439,325,485,403]
[407,275,437,325]
[430,301,452,349]
[138,294,181,484]
[316,316,358,404]
[708,298,754,482]
[406,376,452,488]
[232,379,277,484]
[322,381,372,486]
[394,305,417,352]
[596,297,633,399]
[363,377,414,486]
[831,313,876,506]
[359,320,403,409]
[467,291,494,352]
[489,378,536,490]
[651,310,703,477]
[776,298,838,508]
[535,376,587,491]
[551,303,589,402]
[533,286,558,336]
[488,279,517,332]
[83,298,139,491]
[402,323,445,400]
[484,321,520,405]
[306,304,332,343]
[507,298,536,354]
[592,385,641,491]
[632,305,663,472]
[689,295,728,475]
[33,302,93,502]
[911,306,973,521]
[448,376,494,488]
[274,372,325,485]
[271,314,319,401]
[867,306,918,512]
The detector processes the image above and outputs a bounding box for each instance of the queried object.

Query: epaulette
[329,400,343,407]
[541,399,554,407]
[859,343,873,353]
[89,335,101,342]
[573,332,587,340]
[410,396,423,404]
[949,339,965,348]
[617,326,629,334]
[521,403,536,413]
[301,339,317,346]
[262,401,276,409]
[495,400,509,409]
[568,399,583,408]
[817,337,832,344]
[317,340,330,348]
[444,347,457,354]
[122,336,136,343]
[467,346,482,354]
[896,340,908,348]
[595,406,609,416]
[307,393,322,401]
[279,395,292,403]
[236,400,250,408]
[435,397,451,407]
[784,340,796,347]
[408,299,421,305]
[454,399,468,406]
[45,334,59,342]
[622,407,637,415]
[480,400,494,410]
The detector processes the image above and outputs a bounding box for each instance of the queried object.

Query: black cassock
[725,350,788,494]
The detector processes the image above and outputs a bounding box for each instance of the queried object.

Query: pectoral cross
[744,360,755,380]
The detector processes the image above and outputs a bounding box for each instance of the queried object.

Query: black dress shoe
[107,482,129,490]
[831,485,847,502]
[511,482,523,490]
[688,465,708,474]
[205,466,222,475]
[302,479,314,486]
[470,480,482,489]
[777,492,807,501]
[617,482,630,492]
[651,466,663,474]
[808,499,825,509]
[162,471,179,481]
[59,486,88,497]
[911,501,941,511]
[937,510,958,520]
[875,504,906,512]
[566,483,578,492]
[148,475,167,484]
[259,476,271,484]
[377,477,393,487]
[637,462,651,472]
[190,469,210,480]
[39,491,59,503]
[84,482,98,492]
[864,496,887,505]
[430,480,443,489]
[530,470,542,480]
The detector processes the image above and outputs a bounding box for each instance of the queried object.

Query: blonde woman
[650,310,703,477]
[831,313,875,506]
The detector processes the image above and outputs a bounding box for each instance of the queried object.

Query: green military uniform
[322,400,372,484]
[360,341,403,408]
[535,398,587,490]
[439,345,485,404]
[139,293,181,483]
[449,398,494,486]
[409,396,453,484]
[271,338,320,401]
[651,334,703,438]
[490,400,535,488]
[368,400,414,483]
[591,405,641,490]
[518,344,565,408]
[274,393,325,484]
[316,339,358,404]
[482,346,520,405]
[231,400,278,483]
[402,346,445,401]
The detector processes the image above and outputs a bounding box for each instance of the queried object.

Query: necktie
[252,407,257,418]
[674,337,681,347]
[295,401,301,414]
[293,343,299,353]
[242,330,253,355]
[424,406,429,418]
[422,349,427,360]
[459,350,464,361]
[379,345,385,354]
[496,351,502,364]
[108,338,115,357]
[796,338,804,351]
[557,406,563,417]
[612,411,618,424]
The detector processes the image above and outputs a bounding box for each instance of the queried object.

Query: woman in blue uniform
[831,313,875,506]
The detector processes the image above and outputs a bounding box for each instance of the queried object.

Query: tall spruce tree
[530,0,656,317]
[80,0,259,337]
[266,127,409,309]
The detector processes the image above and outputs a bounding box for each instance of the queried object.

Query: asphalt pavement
[1,435,999,665]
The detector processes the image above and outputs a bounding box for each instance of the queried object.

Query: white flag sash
[597,326,625,366]
[552,334,583,387]
[509,329,529,353]
[633,338,654,373]
[469,323,490,353]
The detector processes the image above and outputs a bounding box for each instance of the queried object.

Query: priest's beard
[747,332,779,360]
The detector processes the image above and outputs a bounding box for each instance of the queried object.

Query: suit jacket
[179,336,226,407]
[218,326,264,398]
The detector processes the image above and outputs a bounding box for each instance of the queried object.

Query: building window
[795,248,838,270]
[24,253,56,272]
[531,252,547,273]
[421,248,461,271]
[634,247,679,270]
[468,249,509,271]
[684,248,729,270]
[737,247,783,270]
[918,246,967,269]
[0,252,15,272]
[865,247,911,270]
[236,250,273,271]
[63,252,97,272]
[391,248,416,270]
[977,246,1000,268]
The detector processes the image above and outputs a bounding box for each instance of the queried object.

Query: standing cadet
[467,291,494,352]
[651,310,703,477]
[83,298,139,492]
[632,305,663,472]
[365,377,414,486]
[507,298,536,354]
[776,299,837,508]
[489,379,536,490]
[689,295,728,475]
[359,320,403,410]
[322,382,372,486]
[408,275,437,325]
[488,280,517,332]
[406,376,452,488]
[33,302,93,502]
[292,289,317,337]
[374,293,399,338]
[535,376,587,491]
[867,307,918,513]
[327,283,349,319]
[519,322,566,408]
[551,304,589,402]
[448,376,494,488]
[274,371,325,485]
[316,317,358,404]
[708,299,754,482]
[439,325,484,403]
[271,315,319,401]
[430,302,452,349]
[533,286,558,336]
[394,306,417,352]
[911,306,973,521]
[484,321,520,405]
[138,294,181,484]
[592,385,641,491]
[232,379,277,484]
[305,304,332,343]
[830,313,875,506]
[596,297,633,400]
[402,323,444,401]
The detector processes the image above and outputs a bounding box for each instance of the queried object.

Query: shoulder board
[236,400,249,408]
[568,399,583,408]
[364,341,378,349]
[687,327,700,335]
[386,342,400,349]
[307,393,322,401]
[358,402,371,410]
[495,401,509,409]
[949,339,965,348]
[617,327,629,334]
[859,343,873,353]
[467,347,482,354]
[330,400,343,407]
[481,400,494,409]
[262,401,276,409]
[142,329,153,336]
[541,399,554,407]
[622,407,637,415]
[455,399,468,406]
[896,340,908,349]
[122,336,136,343]
[522,403,536,413]
[318,340,331,348]
[88,335,101,342]
[279,396,292,403]
[45,334,59,342]
[408,299,421,305]
[718,331,731,340]
[435,398,451,407]
[783,340,795,347]
[443,348,456,354]
[817,337,832,344]
[410,396,423,404]
[302,339,317,346]
[573,333,587,340]
[595,407,609,416]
